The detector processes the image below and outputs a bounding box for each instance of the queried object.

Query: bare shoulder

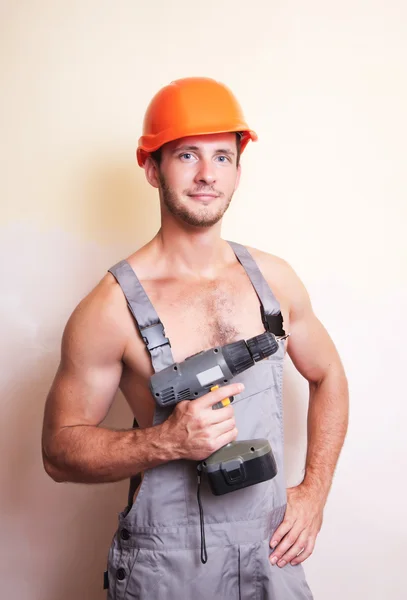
[246,245,291,278]
[245,245,311,320]
[61,272,133,365]
[67,273,129,332]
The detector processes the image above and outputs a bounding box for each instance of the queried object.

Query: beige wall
[1,2,406,598]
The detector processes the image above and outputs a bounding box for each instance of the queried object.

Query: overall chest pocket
[232,358,283,441]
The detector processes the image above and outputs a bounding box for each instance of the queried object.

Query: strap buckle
[261,307,286,337]
[141,322,171,351]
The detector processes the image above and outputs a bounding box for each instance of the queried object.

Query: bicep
[43,294,125,438]
[44,356,122,432]
[285,270,343,385]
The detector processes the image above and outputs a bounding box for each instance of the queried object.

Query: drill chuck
[222,340,253,375]
[246,331,279,363]
[223,331,279,375]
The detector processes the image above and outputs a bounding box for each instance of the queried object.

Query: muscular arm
[253,250,349,566]
[41,279,173,484]
[42,278,239,485]
[287,270,349,501]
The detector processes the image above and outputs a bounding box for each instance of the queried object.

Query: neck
[151,216,232,279]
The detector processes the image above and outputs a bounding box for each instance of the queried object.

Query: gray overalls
[105,242,313,600]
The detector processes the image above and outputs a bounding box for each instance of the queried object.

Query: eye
[216,155,231,163]
[179,152,195,161]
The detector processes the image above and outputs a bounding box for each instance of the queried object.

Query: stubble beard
[158,173,234,228]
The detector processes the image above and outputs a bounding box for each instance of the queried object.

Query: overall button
[116,568,126,581]
[120,529,130,540]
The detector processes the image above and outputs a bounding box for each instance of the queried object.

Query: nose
[194,158,216,186]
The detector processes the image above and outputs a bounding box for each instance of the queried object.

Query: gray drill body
[105,242,313,599]
[150,346,237,406]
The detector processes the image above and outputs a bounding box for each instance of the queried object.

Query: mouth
[188,193,219,200]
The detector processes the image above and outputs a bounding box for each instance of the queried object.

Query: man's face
[148,133,241,228]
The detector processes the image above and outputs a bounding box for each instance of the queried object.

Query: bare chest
[120,265,288,427]
[149,274,265,360]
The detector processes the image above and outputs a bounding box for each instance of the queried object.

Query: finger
[290,537,315,565]
[277,530,309,567]
[207,403,235,424]
[269,525,302,566]
[210,427,238,450]
[211,417,236,437]
[269,517,294,550]
[198,383,245,409]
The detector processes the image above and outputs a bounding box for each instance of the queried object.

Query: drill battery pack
[201,438,277,496]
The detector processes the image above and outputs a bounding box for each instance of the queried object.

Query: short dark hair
[151,132,242,167]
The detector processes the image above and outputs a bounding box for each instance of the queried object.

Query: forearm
[42,422,175,484]
[302,368,349,503]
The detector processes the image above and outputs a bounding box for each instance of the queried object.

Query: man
[42,77,348,599]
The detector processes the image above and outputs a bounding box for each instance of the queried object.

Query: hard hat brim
[137,127,257,167]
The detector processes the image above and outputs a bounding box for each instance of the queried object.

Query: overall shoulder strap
[108,259,175,509]
[227,241,286,336]
[108,259,174,373]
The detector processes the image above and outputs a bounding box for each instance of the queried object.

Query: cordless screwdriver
[150,330,289,495]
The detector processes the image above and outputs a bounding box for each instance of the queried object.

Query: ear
[144,156,160,189]
[234,163,242,192]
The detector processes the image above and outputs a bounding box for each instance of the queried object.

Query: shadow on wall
[0,157,159,600]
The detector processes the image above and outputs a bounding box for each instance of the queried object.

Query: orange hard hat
[137,77,258,167]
